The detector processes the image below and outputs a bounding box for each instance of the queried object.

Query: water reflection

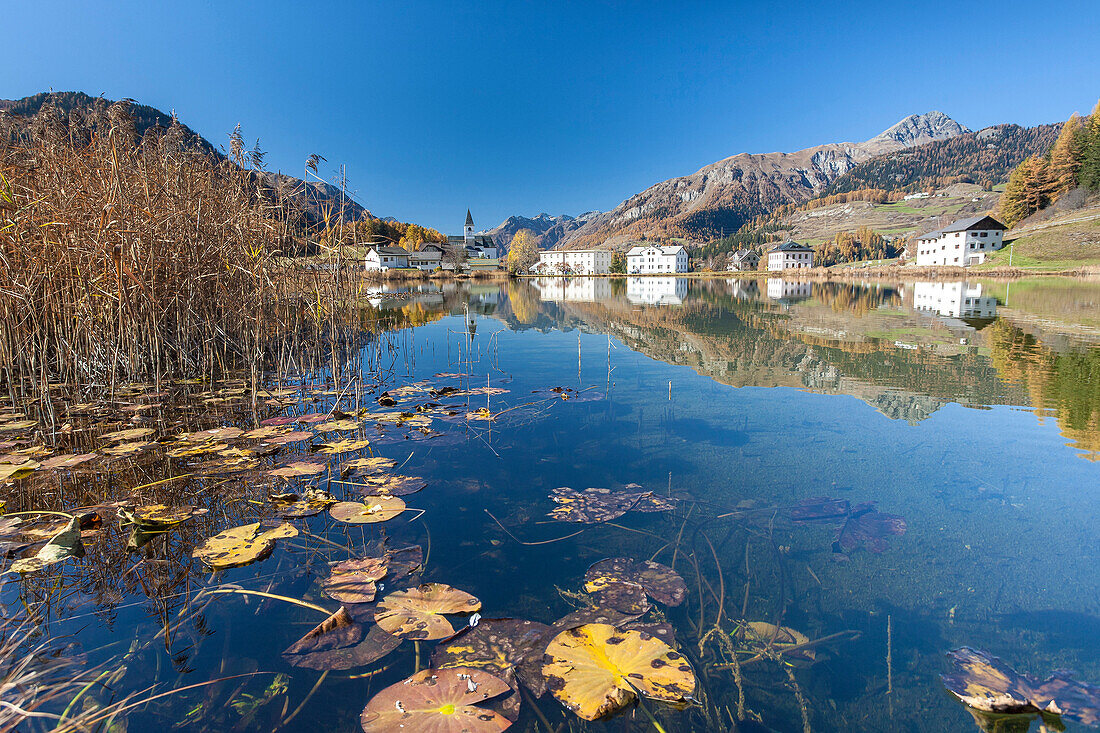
[626,276,688,305]
[912,280,998,320]
[766,277,812,302]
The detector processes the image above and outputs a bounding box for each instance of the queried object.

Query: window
[980,232,988,238]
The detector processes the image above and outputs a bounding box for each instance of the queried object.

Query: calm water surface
[3,276,1099,732]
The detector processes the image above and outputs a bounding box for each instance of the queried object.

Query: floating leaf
[186,427,245,441]
[241,425,292,439]
[342,457,396,475]
[589,581,651,615]
[274,488,337,518]
[330,497,405,524]
[259,415,298,427]
[119,504,206,530]
[284,607,363,655]
[167,440,228,458]
[547,487,647,524]
[316,439,372,455]
[943,647,1100,725]
[101,441,155,457]
[193,521,298,569]
[584,558,687,607]
[268,430,315,445]
[542,623,696,721]
[356,475,426,497]
[314,419,361,432]
[285,623,401,671]
[621,484,676,513]
[38,453,98,470]
[7,516,85,573]
[466,408,495,422]
[100,427,155,442]
[790,496,851,523]
[322,557,389,604]
[375,583,482,640]
[360,666,512,733]
[270,461,327,478]
[296,413,332,424]
[0,420,37,432]
[0,461,40,481]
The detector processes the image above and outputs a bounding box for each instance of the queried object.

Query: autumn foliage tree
[506,229,539,275]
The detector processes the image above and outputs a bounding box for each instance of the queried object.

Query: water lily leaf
[466,408,495,421]
[241,425,292,439]
[0,461,40,481]
[432,618,551,680]
[943,647,1100,725]
[741,622,815,664]
[274,488,337,518]
[193,521,298,569]
[0,420,38,432]
[296,412,332,424]
[314,419,361,432]
[186,427,244,442]
[356,475,426,497]
[542,623,696,721]
[330,497,405,524]
[259,415,298,427]
[835,502,906,554]
[119,504,207,529]
[547,487,646,524]
[322,557,389,604]
[315,439,372,455]
[7,516,85,573]
[267,430,314,445]
[584,558,687,607]
[621,484,676,513]
[342,457,396,475]
[285,622,401,671]
[375,583,482,640]
[588,581,651,615]
[38,453,98,470]
[360,666,512,733]
[101,441,156,457]
[270,461,327,478]
[167,440,228,458]
[790,497,851,523]
[100,427,155,442]
[284,606,363,655]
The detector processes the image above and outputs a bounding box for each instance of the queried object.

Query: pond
[2,275,1099,732]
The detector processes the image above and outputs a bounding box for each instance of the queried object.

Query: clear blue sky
[6,1,1099,232]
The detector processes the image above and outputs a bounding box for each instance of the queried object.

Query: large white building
[914,215,1006,267]
[626,277,688,305]
[912,281,997,318]
[767,241,814,271]
[626,244,689,273]
[531,277,613,302]
[766,279,812,301]
[533,249,612,275]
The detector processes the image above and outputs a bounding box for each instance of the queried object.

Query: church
[446,210,498,259]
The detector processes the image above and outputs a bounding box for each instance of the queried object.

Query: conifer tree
[1080,99,1100,191]
[1049,113,1088,193]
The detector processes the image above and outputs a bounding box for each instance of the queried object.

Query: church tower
[464,209,475,244]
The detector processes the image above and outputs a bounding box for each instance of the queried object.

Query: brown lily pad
[270,461,327,478]
[584,558,687,607]
[360,667,512,732]
[547,487,646,524]
[283,606,363,655]
[285,623,401,671]
[322,557,389,604]
[375,583,481,640]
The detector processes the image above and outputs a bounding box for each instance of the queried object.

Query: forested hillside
[823,123,1061,195]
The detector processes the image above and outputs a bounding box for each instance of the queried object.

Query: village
[361,209,1010,276]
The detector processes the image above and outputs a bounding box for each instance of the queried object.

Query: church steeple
[464,209,475,243]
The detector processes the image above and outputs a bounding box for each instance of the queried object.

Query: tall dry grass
[0,100,298,404]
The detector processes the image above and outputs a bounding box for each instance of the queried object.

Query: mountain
[552,112,969,249]
[821,122,1062,195]
[482,212,599,251]
[1,91,369,226]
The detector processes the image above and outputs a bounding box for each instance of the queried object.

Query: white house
[767,241,814,271]
[365,246,410,270]
[533,249,612,275]
[626,244,689,273]
[728,249,760,271]
[914,215,1006,267]
[408,243,443,270]
[626,277,688,305]
[912,281,997,319]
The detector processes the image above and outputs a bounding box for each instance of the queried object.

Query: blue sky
[6,1,1099,232]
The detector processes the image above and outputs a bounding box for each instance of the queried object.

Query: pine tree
[1049,113,1088,193]
[1080,99,1100,191]
[999,157,1035,227]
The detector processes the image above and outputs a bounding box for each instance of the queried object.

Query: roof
[732,249,758,260]
[941,215,1006,233]
[771,241,813,252]
[540,248,608,255]
[626,244,687,256]
[917,227,945,240]
[465,209,474,228]
[369,246,409,256]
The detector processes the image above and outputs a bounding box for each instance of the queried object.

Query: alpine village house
[767,241,814,271]
[913,215,1007,267]
[626,244,690,273]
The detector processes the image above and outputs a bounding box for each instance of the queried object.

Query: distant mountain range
[480,212,599,251]
[496,112,971,250]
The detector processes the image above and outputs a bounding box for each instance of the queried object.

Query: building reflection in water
[626,277,689,305]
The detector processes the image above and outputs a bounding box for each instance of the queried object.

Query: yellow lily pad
[329,497,406,524]
[193,521,298,569]
[100,427,155,442]
[542,623,696,721]
[315,439,372,455]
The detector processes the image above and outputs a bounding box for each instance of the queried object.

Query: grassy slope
[976,205,1100,271]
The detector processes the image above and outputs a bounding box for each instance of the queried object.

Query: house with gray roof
[728,249,760,271]
[914,215,1006,267]
[767,241,814,271]
[364,245,410,270]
